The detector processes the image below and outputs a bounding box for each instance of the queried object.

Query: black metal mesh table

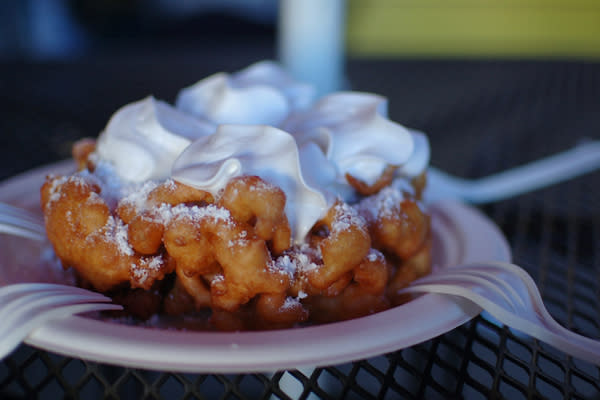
[0,57,598,399]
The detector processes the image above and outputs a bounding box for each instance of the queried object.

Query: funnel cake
[41,61,432,330]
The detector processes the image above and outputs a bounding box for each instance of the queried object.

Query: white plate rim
[0,161,511,373]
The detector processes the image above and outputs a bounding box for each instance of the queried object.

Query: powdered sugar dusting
[86,191,105,206]
[47,176,68,204]
[131,255,164,286]
[331,202,366,233]
[211,273,225,285]
[98,216,134,256]
[119,180,159,214]
[170,204,232,224]
[275,255,296,276]
[228,230,248,249]
[296,290,308,299]
[275,244,321,277]
[249,179,275,193]
[162,178,177,191]
[367,248,384,263]
[78,160,140,208]
[90,160,128,199]
[280,296,301,311]
[356,185,405,221]
[149,203,234,228]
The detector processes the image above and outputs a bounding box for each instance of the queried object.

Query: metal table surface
[0,55,599,399]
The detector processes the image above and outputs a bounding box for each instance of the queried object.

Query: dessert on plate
[40,61,432,330]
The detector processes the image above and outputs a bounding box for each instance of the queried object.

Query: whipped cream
[282,92,427,199]
[297,142,355,204]
[95,96,215,182]
[398,130,430,178]
[90,62,431,242]
[171,125,328,243]
[176,61,315,127]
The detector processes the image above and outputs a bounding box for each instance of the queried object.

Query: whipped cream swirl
[283,92,429,199]
[91,62,431,241]
[95,96,215,182]
[171,125,328,242]
[397,129,430,178]
[176,61,315,127]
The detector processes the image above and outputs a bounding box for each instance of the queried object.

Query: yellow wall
[346,0,600,58]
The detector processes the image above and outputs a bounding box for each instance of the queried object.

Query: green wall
[347,0,600,58]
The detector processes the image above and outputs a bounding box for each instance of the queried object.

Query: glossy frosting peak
[91,62,431,242]
[283,92,425,194]
[95,96,215,182]
[171,125,328,242]
[176,61,315,127]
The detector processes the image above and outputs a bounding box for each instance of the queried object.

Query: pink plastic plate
[0,161,510,373]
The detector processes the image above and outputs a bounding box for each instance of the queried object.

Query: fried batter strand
[41,175,172,292]
[304,249,390,322]
[41,161,432,329]
[163,203,289,312]
[346,165,397,196]
[358,187,430,261]
[218,176,291,255]
[71,138,97,171]
[306,202,371,290]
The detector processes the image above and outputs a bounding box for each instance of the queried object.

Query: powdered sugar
[97,216,134,256]
[46,176,68,204]
[331,202,366,233]
[280,296,302,311]
[76,160,139,209]
[91,160,129,199]
[366,248,384,263]
[162,179,178,191]
[227,230,248,249]
[296,290,308,299]
[86,191,105,206]
[119,181,159,214]
[211,273,225,285]
[131,256,164,286]
[356,185,405,221]
[169,204,232,225]
[274,255,296,276]
[138,201,235,229]
[249,179,275,193]
[46,175,91,206]
[367,252,378,262]
[274,245,321,277]
[131,261,148,284]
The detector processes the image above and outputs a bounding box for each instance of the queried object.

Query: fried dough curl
[118,176,295,321]
[41,171,306,328]
[41,147,431,330]
[41,176,173,292]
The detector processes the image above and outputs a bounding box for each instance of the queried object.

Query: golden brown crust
[41,163,431,329]
[71,138,97,171]
[218,175,291,255]
[364,199,430,260]
[305,202,371,290]
[346,165,397,196]
[41,175,173,292]
[411,171,427,200]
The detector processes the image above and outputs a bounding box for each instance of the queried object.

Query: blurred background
[1,1,600,399]
[0,0,278,60]
[2,0,600,60]
[1,0,599,180]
